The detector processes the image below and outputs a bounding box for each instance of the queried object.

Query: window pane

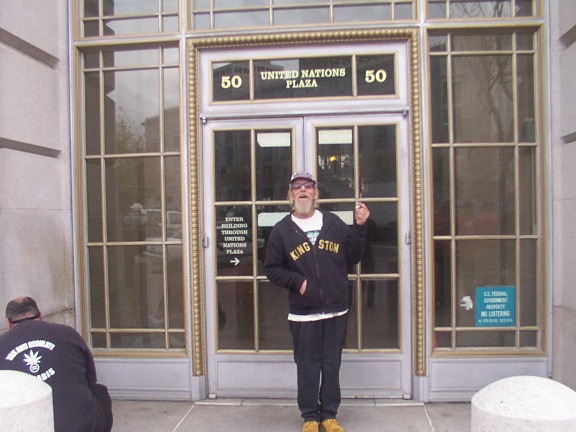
[194,13,211,29]
[258,281,291,350]
[216,0,268,6]
[162,15,179,32]
[104,0,159,16]
[434,240,452,327]
[108,245,156,328]
[256,130,293,201]
[334,5,391,23]
[360,202,398,275]
[86,160,103,242]
[520,331,537,347]
[428,1,446,19]
[167,244,184,328]
[395,3,413,20]
[215,10,269,28]
[455,148,515,235]
[430,56,449,143]
[274,7,329,25]
[515,0,534,17]
[169,332,185,349]
[456,331,515,347]
[218,281,255,350]
[358,125,397,198]
[450,0,511,19]
[520,239,537,326]
[456,240,515,327]
[517,55,535,142]
[452,33,512,51]
[88,247,106,328]
[164,68,181,152]
[317,128,354,199]
[214,130,251,201]
[432,148,450,236]
[106,157,162,242]
[103,48,159,68]
[91,332,107,348]
[453,56,513,143]
[84,0,99,17]
[165,156,182,233]
[104,70,160,154]
[362,280,399,349]
[163,0,179,13]
[85,72,101,155]
[84,20,100,37]
[194,0,211,9]
[519,147,536,235]
[104,17,159,36]
[111,333,165,349]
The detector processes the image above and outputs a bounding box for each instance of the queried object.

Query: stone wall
[0,1,75,329]
[551,0,576,391]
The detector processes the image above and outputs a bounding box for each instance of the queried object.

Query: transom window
[191,0,415,31]
[427,0,539,19]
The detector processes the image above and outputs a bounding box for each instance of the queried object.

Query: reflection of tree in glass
[113,107,143,153]
[451,1,509,19]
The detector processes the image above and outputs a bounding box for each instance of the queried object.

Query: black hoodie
[264,208,367,316]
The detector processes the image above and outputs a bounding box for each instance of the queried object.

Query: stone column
[0,370,54,431]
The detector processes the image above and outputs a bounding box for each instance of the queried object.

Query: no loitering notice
[475,286,516,327]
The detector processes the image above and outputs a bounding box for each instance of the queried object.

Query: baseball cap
[289,171,316,185]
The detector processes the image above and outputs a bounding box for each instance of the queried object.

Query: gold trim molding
[187,29,425,377]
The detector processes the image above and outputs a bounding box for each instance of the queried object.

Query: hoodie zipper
[289,215,334,312]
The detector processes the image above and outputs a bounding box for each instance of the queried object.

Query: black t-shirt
[0,320,103,432]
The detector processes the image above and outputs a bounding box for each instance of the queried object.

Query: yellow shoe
[321,418,344,432]
[302,421,319,432]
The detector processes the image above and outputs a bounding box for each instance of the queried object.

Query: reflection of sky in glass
[108,70,159,136]
[105,0,158,15]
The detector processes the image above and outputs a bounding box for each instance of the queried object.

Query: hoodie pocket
[297,280,322,309]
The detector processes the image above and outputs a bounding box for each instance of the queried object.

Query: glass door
[202,113,411,399]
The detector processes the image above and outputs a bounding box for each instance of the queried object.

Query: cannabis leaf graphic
[23,350,42,373]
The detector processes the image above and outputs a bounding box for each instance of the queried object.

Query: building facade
[1,0,575,402]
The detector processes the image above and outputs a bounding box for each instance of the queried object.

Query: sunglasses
[290,181,315,191]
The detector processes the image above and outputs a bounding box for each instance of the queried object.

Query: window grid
[426,0,539,20]
[429,30,542,353]
[81,46,185,352]
[81,0,180,38]
[191,0,415,31]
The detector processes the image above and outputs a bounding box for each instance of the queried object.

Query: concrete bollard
[472,375,576,432]
[0,370,54,431]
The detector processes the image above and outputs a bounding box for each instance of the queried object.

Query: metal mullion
[352,125,362,350]
[446,34,458,349]
[97,49,112,350]
[251,129,260,352]
[158,50,170,349]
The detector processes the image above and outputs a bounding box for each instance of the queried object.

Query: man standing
[264,172,370,432]
[0,297,113,432]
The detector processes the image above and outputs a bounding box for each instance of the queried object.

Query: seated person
[0,297,113,432]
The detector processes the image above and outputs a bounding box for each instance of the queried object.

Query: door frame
[201,112,412,398]
[187,30,425,389]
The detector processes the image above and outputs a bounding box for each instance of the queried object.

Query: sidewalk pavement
[111,399,472,432]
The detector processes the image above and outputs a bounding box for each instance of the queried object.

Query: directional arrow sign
[230,257,240,266]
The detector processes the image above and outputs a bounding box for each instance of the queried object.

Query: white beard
[293,199,314,216]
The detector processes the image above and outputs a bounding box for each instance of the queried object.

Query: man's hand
[299,280,307,295]
[355,202,370,225]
